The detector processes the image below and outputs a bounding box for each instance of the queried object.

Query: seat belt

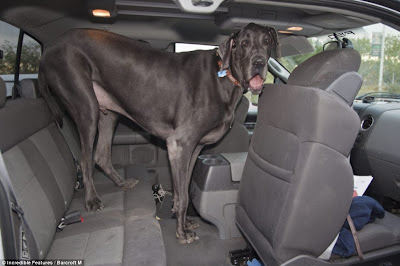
[347,214,364,261]
[0,151,39,260]
[55,121,84,190]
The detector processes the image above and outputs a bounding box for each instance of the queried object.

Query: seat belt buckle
[57,211,84,231]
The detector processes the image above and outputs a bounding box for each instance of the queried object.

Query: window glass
[175,43,216,53]
[279,23,400,100]
[0,20,19,96]
[20,34,41,79]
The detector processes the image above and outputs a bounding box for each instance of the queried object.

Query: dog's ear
[268,27,280,58]
[217,31,238,70]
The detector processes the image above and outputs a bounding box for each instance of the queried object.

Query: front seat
[235,48,398,265]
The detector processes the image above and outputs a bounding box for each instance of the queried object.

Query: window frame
[0,21,42,98]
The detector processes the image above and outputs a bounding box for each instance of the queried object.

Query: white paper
[353,175,373,196]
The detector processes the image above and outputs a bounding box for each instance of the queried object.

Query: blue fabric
[332,196,385,257]
[247,258,263,266]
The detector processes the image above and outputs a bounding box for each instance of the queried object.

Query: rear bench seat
[0,78,166,265]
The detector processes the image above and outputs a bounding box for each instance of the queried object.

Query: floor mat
[159,216,246,266]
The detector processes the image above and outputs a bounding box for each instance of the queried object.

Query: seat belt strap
[347,214,364,261]
[55,121,84,189]
[0,151,39,260]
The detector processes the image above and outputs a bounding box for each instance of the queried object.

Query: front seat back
[236,49,362,265]
[287,48,362,106]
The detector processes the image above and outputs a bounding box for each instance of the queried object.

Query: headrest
[18,79,39,99]
[235,95,250,123]
[287,49,361,87]
[0,77,6,108]
[312,71,363,106]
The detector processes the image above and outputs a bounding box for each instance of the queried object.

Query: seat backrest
[287,48,363,106]
[0,77,77,259]
[236,50,362,265]
[18,79,39,99]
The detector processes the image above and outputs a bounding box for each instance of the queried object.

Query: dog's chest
[200,107,236,145]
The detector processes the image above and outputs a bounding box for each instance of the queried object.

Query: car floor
[159,216,246,266]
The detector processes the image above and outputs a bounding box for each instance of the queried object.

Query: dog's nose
[252,57,266,69]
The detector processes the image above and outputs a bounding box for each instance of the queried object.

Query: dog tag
[218,70,227,77]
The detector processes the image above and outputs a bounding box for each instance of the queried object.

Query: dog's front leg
[167,136,200,244]
[183,145,203,230]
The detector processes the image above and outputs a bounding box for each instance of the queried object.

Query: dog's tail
[38,68,64,128]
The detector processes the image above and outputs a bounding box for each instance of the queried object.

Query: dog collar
[217,60,240,87]
[216,52,240,87]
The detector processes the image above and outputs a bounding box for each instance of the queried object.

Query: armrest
[221,152,248,182]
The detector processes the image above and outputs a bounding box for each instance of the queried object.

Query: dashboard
[351,102,400,202]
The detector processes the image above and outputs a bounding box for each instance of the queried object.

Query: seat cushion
[70,165,156,218]
[358,212,400,253]
[47,215,166,266]
[47,164,166,265]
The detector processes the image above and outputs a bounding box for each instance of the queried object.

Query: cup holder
[199,155,218,160]
[203,158,223,165]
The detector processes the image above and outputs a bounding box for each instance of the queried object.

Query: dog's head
[217,23,279,94]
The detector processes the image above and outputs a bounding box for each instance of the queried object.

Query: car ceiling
[0,0,383,49]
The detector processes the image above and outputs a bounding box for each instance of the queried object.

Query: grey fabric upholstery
[287,49,361,86]
[357,212,400,254]
[0,77,6,108]
[236,84,360,265]
[202,95,250,154]
[0,95,166,265]
[311,71,363,105]
[4,145,58,259]
[0,98,53,152]
[287,49,362,106]
[18,79,39,99]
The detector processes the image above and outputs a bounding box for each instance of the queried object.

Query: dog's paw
[176,230,199,244]
[86,197,104,211]
[118,179,139,190]
[185,218,200,230]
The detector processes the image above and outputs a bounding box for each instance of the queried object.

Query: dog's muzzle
[248,57,267,94]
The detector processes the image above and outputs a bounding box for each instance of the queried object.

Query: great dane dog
[38,23,278,243]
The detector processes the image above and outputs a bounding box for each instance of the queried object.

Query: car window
[279,23,400,100]
[175,43,217,53]
[0,20,19,96]
[19,34,41,80]
[0,20,41,97]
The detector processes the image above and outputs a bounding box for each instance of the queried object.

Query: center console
[190,152,247,239]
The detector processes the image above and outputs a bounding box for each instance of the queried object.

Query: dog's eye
[241,40,249,47]
[263,39,270,45]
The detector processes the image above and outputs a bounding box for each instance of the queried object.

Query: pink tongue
[249,75,263,89]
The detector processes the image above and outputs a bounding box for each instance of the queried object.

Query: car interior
[0,0,400,265]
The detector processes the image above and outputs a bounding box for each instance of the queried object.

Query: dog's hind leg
[42,50,103,211]
[64,91,102,211]
[95,111,139,189]
[70,91,103,211]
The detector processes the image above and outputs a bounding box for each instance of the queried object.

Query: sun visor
[279,35,315,57]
